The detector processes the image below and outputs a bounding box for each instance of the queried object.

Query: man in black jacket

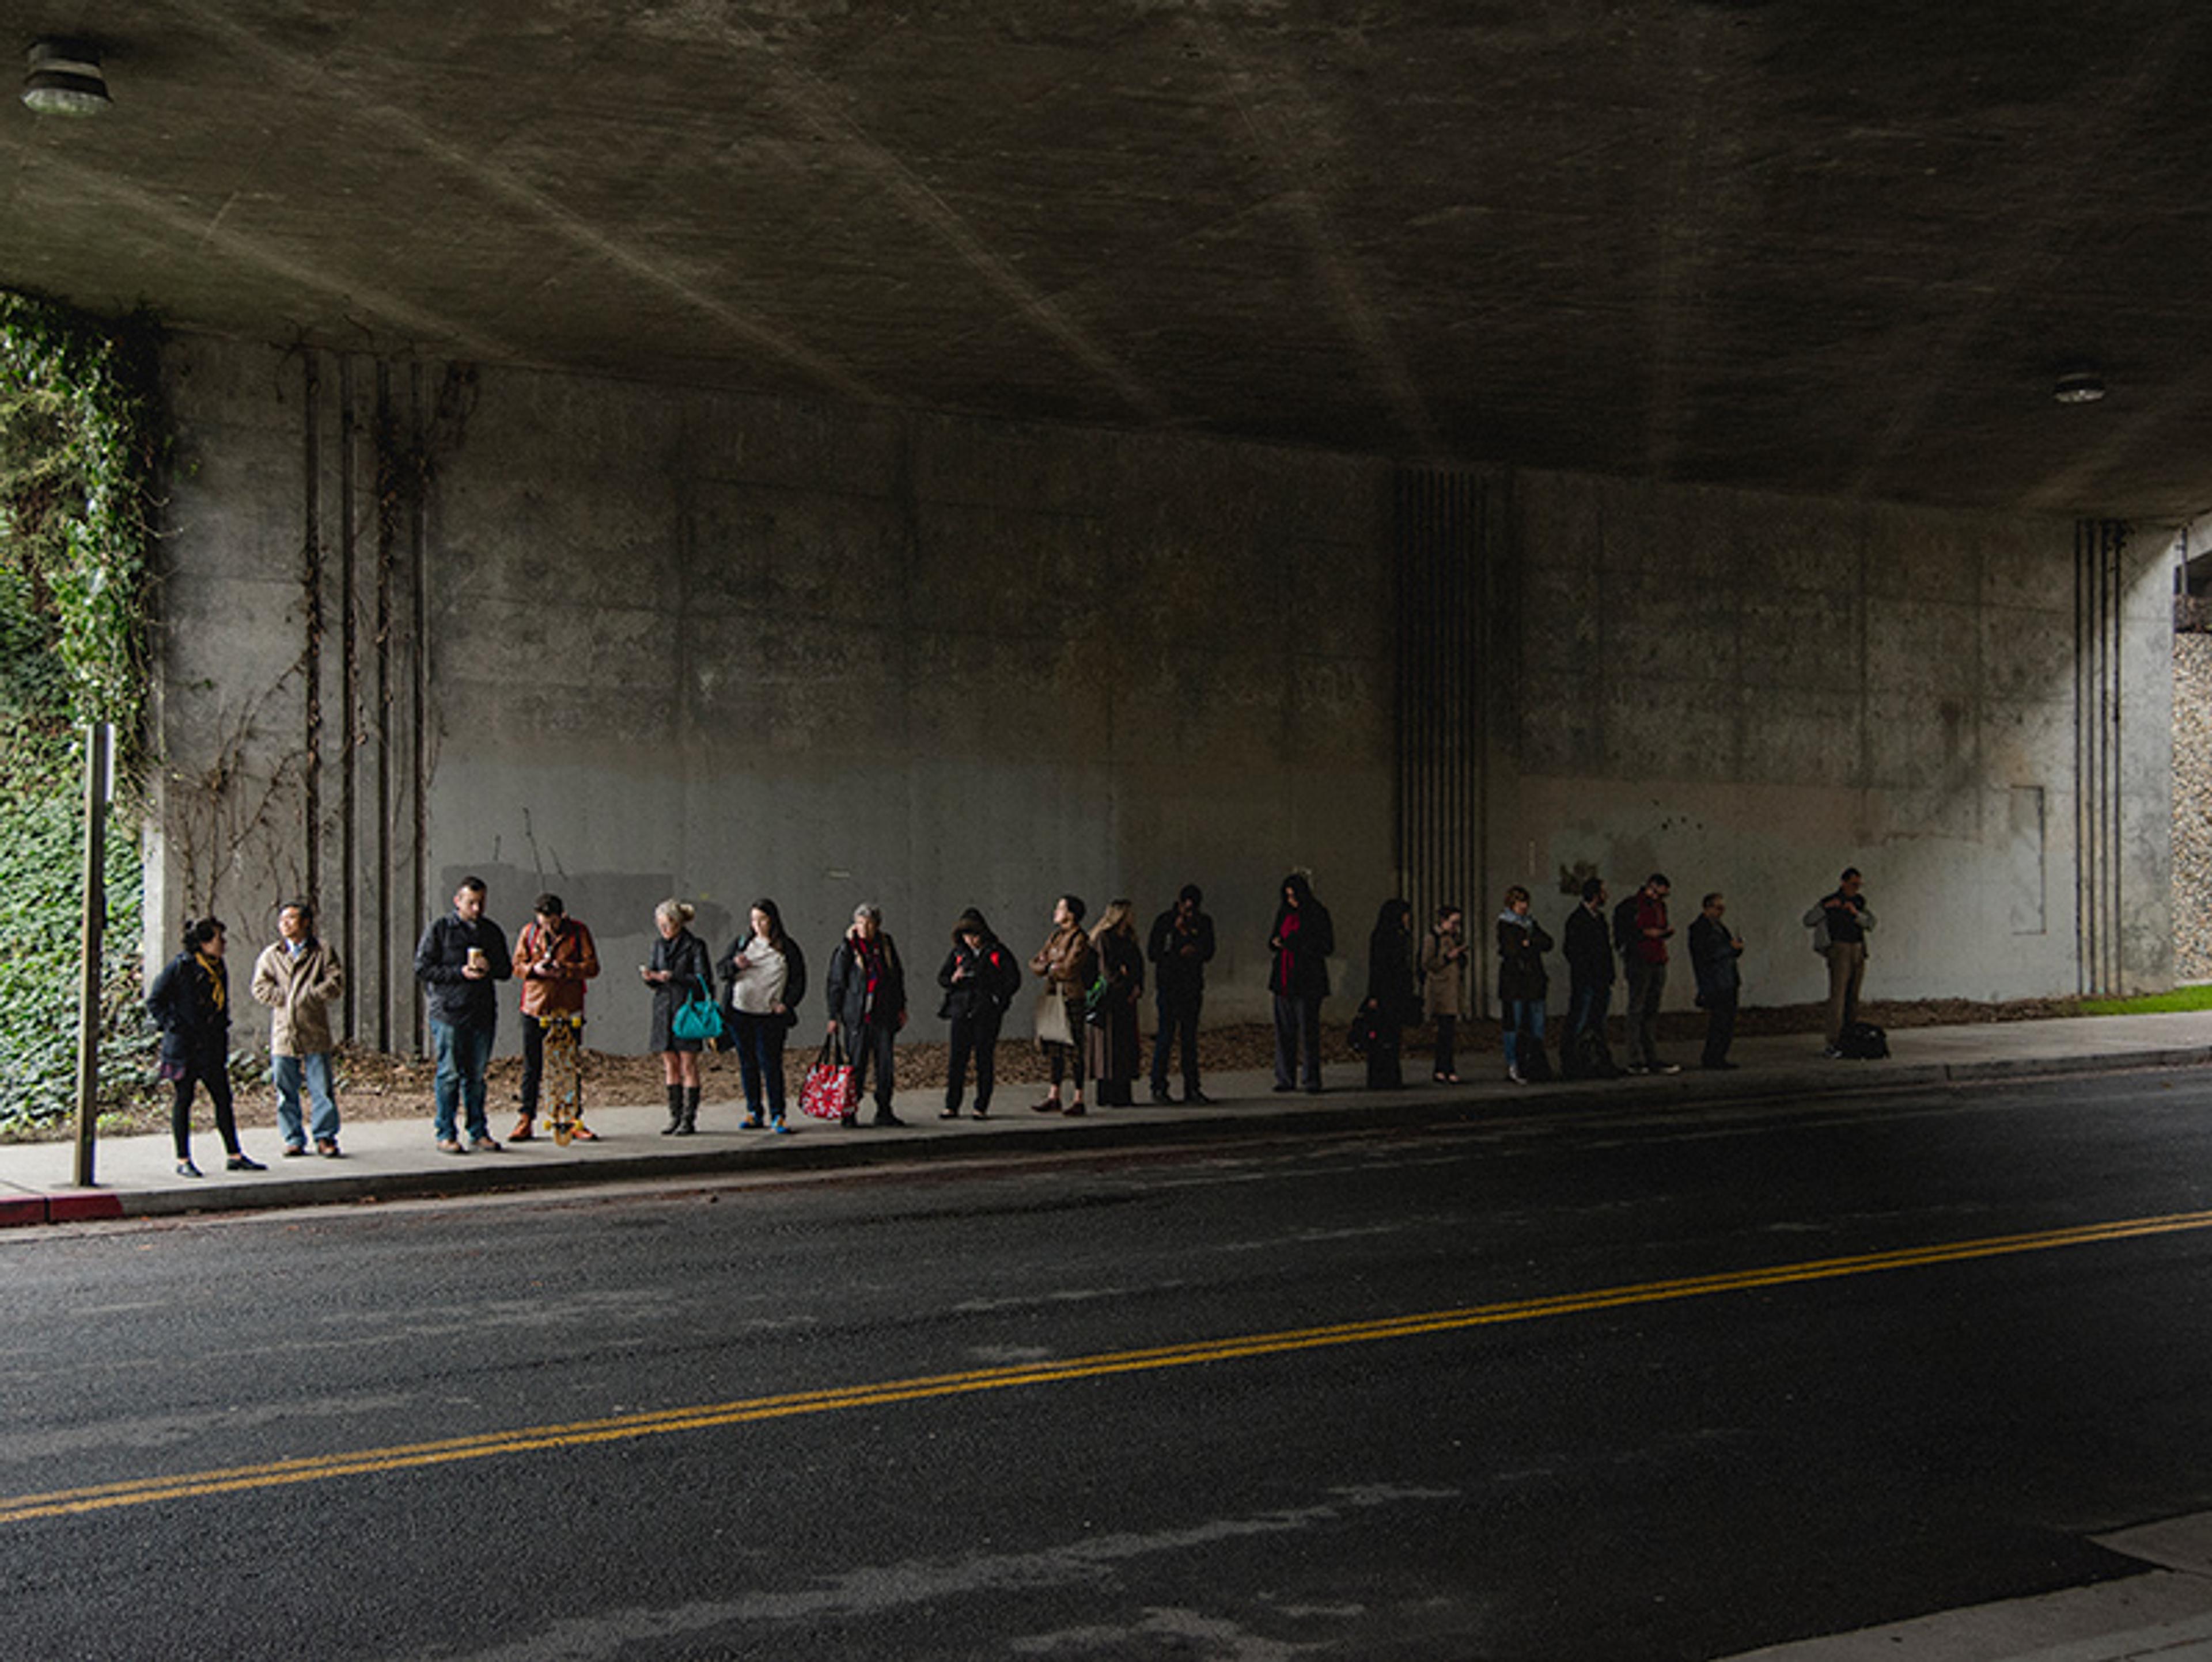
[1146,884,1217,1104]
[1687,891,1744,1070]
[1562,877,1615,1076]
[414,877,513,1153]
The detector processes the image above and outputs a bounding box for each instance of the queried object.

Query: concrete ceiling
[5,1,2210,520]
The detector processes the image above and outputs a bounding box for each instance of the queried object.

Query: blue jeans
[431,1020,495,1142]
[1567,982,1611,1045]
[273,1052,340,1147]
[731,1011,789,1120]
[1502,1000,1546,1071]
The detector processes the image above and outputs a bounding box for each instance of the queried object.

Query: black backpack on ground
[1838,1021,1889,1059]
[1563,1024,1620,1080]
[1517,1029,1554,1083]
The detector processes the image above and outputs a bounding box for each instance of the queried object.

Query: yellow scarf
[195,950,225,1011]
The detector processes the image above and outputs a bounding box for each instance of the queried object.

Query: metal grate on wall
[1392,468,1496,995]
[2074,518,2126,996]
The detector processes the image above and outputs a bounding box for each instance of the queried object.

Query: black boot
[661,1085,683,1135]
[677,1086,700,1135]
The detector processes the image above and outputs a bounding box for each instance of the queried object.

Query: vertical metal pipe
[71,721,109,1188]
[374,360,394,1053]
[302,352,322,918]
[339,357,358,1035]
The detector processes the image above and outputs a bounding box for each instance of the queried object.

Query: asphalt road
[5,1069,2212,1661]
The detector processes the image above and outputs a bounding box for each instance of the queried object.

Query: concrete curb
[8,1035,2205,1226]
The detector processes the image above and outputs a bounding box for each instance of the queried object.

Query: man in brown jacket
[250,901,347,1157]
[511,893,602,1141]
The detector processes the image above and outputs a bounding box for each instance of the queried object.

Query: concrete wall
[147,336,2173,1058]
[151,336,1392,1053]
[1499,473,2172,1010]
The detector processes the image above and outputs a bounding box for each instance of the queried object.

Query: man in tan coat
[250,901,346,1156]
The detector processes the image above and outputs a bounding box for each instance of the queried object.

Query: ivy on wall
[0,291,164,1129]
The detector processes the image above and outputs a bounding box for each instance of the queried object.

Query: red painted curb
[0,1194,45,1228]
[44,1192,126,1223]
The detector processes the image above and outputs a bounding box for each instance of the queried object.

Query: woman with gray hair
[825,903,908,1127]
[642,898,713,1134]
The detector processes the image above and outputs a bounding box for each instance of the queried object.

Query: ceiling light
[22,39,109,116]
[2053,369,2107,405]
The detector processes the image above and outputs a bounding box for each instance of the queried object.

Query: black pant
[1433,1014,1459,1078]
[1366,1014,1404,1089]
[170,1061,239,1161]
[844,1021,897,1115]
[1150,991,1202,1093]
[1700,989,1737,1066]
[732,1011,789,1119]
[946,1011,1002,1112]
[518,1015,584,1115]
[1273,993,1323,1089]
[1625,960,1667,1067]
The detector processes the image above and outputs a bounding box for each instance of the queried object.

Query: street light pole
[72,720,110,1189]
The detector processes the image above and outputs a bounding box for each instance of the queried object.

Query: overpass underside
[147,336,2171,1055]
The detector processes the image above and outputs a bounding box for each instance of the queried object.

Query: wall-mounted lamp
[2053,368,2107,405]
[22,39,110,116]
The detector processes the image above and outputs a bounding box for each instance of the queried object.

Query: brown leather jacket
[1030,922,1097,997]
[514,918,601,1019]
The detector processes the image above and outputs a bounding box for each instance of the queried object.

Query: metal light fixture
[2053,368,2107,406]
[22,39,110,116]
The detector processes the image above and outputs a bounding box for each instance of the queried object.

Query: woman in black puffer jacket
[146,917,266,1178]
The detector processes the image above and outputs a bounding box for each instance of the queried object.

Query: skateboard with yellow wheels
[539,1013,585,1145]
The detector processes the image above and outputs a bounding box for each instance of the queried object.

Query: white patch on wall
[2010,785,2046,935]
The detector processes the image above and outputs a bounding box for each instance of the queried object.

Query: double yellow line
[7,1205,2209,1525]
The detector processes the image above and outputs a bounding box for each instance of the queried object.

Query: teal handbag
[672,974,725,1043]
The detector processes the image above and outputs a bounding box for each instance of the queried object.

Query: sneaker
[1272,1082,1296,1093]
[509,1116,535,1141]
[770,1119,792,1135]
[1149,1086,1173,1105]
[469,1135,502,1152]
[1508,1067,1527,1085]
[1821,1045,1843,1059]
[569,1124,598,1141]
[282,1144,310,1158]
[1654,1063,1681,1075]
[437,1138,466,1154]
[872,1111,906,1127]
[741,1115,766,1130]
[1183,1088,1214,1105]
[315,1138,342,1157]
[175,1160,203,1178]
[1627,1063,1650,1075]
[226,1153,267,1172]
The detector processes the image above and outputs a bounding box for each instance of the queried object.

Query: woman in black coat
[937,907,1020,1120]
[1362,898,1418,1089]
[1497,885,1555,1084]
[1268,872,1335,1093]
[145,917,266,1178]
[718,898,807,1133]
[1085,900,1146,1107]
[643,899,714,1134]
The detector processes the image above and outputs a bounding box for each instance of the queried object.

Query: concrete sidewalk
[6,1007,2210,1226]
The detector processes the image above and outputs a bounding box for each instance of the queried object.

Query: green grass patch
[2079,985,2212,1016]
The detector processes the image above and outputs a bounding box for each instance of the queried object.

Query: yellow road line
[7,1205,2209,1524]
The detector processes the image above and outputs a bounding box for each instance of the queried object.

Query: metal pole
[72,721,110,1188]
